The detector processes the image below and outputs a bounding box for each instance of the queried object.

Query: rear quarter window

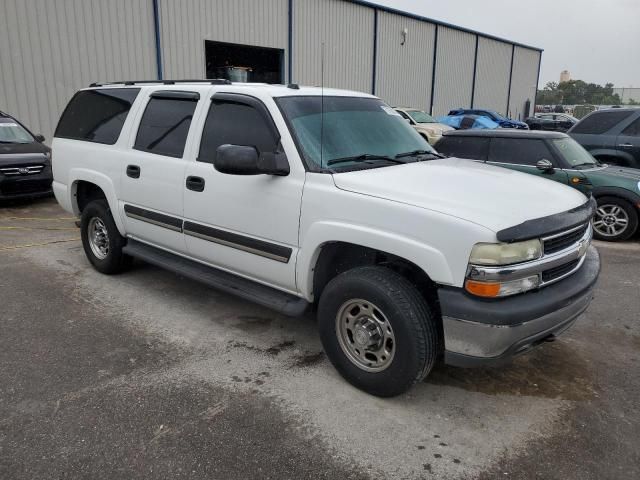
[571,111,634,134]
[436,136,489,160]
[55,88,140,144]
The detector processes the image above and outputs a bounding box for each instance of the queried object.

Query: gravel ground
[1,197,638,479]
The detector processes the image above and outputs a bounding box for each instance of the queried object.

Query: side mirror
[404,118,412,124]
[214,144,289,176]
[34,134,45,143]
[536,158,554,172]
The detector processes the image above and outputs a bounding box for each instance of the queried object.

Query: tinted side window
[571,111,634,134]
[198,101,278,163]
[436,136,489,160]
[489,138,553,166]
[134,96,197,158]
[621,117,640,136]
[55,88,140,144]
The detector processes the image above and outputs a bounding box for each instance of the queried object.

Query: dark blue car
[448,108,529,129]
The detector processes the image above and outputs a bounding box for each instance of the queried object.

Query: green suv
[436,130,640,241]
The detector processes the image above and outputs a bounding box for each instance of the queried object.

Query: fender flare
[296,221,453,301]
[592,186,640,209]
[589,148,637,166]
[69,168,126,236]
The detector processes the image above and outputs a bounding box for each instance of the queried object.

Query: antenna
[320,42,325,169]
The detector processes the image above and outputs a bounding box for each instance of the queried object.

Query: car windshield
[406,110,437,124]
[0,121,34,144]
[552,137,598,168]
[277,96,434,170]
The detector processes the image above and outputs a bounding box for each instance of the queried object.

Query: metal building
[0,0,542,141]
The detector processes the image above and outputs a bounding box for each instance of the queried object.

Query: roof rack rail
[88,79,233,87]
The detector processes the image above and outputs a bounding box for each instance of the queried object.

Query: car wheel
[593,196,639,242]
[318,266,439,397]
[81,199,132,273]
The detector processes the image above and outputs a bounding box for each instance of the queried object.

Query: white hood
[332,158,588,233]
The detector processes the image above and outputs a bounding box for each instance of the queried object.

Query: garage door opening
[205,40,284,84]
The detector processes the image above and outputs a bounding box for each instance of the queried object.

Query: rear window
[436,136,489,160]
[55,88,140,144]
[571,110,634,134]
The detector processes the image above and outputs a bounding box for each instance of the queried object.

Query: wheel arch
[592,186,640,211]
[69,169,126,236]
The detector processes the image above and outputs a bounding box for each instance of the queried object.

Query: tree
[629,98,639,106]
[537,79,621,105]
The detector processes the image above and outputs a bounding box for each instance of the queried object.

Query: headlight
[469,239,542,266]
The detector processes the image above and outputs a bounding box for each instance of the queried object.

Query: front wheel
[80,199,131,274]
[318,266,440,397]
[593,196,639,242]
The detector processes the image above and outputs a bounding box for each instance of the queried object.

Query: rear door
[615,115,640,167]
[570,110,633,156]
[488,137,569,185]
[119,90,201,252]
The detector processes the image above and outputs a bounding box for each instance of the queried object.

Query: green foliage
[537,80,622,105]
[628,98,639,106]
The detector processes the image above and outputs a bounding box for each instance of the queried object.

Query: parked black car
[526,113,577,132]
[0,111,52,201]
[568,108,640,169]
[435,129,640,241]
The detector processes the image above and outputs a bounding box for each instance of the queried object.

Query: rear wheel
[593,196,638,242]
[318,266,439,397]
[81,200,131,273]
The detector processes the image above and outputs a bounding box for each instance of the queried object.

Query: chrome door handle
[618,143,633,147]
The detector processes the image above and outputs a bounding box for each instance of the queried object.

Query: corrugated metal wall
[431,27,476,116]
[0,0,156,142]
[508,46,540,120]
[158,0,289,79]
[292,0,374,92]
[473,37,512,115]
[374,12,435,111]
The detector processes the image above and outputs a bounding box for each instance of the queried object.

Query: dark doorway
[205,40,284,84]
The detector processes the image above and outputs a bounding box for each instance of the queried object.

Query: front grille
[542,259,580,283]
[543,224,588,255]
[0,179,51,195]
[0,164,45,176]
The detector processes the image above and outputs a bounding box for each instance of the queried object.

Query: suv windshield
[0,121,34,144]
[276,96,434,170]
[552,137,598,168]
[407,110,437,124]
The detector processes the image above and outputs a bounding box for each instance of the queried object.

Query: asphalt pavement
[1,197,638,479]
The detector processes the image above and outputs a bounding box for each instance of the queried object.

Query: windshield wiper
[395,150,447,159]
[326,154,406,166]
[571,162,598,169]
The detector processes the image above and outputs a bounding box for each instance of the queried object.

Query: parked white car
[394,107,453,145]
[52,81,600,396]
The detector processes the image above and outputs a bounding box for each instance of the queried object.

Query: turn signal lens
[465,280,501,297]
[465,275,541,298]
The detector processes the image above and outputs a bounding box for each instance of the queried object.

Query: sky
[369,0,639,88]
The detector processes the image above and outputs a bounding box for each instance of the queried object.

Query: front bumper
[440,246,600,367]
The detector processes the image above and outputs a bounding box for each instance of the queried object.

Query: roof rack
[88,79,233,87]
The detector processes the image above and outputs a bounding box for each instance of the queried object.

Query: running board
[123,240,309,317]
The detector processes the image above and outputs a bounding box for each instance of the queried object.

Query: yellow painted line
[0,237,80,251]
[0,216,76,221]
[0,226,78,231]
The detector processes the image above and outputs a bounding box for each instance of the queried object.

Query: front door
[182,93,304,292]
[616,116,640,168]
[119,90,201,252]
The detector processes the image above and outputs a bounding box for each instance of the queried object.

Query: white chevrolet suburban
[52,80,600,397]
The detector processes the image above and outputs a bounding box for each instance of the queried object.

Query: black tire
[318,266,440,397]
[593,196,639,242]
[80,199,131,274]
